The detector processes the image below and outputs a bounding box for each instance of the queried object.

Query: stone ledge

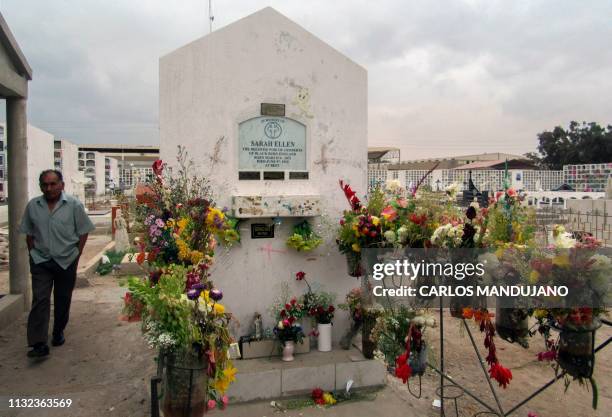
[0,294,25,331]
[227,347,385,403]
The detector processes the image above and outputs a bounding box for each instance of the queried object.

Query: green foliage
[286,220,322,252]
[370,306,418,365]
[366,186,385,216]
[95,250,126,276]
[533,121,612,170]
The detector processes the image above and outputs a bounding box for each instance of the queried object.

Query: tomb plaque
[251,223,275,239]
[260,103,285,117]
[238,116,306,172]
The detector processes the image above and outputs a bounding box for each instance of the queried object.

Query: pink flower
[221,395,229,408]
[528,413,538,417]
[397,198,408,208]
[381,206,398,222]
[207,399,217,410]
[495,191,504,201]
[507,188,517,198]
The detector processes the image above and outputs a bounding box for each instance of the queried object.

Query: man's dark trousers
[27,258,78,346]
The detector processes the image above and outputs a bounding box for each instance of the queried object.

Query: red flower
[328,305,335,313]
[339,180,361,211]
[394,352,412,383]
[285,303,291,310]
[288,316,296,325]
[152,159,164,176]
[280,310,287,317]
[296,271,306,280]
[290,298,297,306]
[282,319,290,328]
[312,388,324,400]
[136,251,146,265]
[489,362,512,389]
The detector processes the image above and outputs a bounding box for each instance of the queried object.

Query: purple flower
[155,218,165,228]
[154,229,162,237]
[192,283,207,290]
[210,288,223,301]
[187,289,200,300]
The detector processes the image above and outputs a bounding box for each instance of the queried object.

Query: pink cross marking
[259,242,287,261]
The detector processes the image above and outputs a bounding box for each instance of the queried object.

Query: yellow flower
[351,243,361,252]
[534,309,548,319]
[213,303,225,315]
[177,217,189,233]
[200,290,210,303]
[495,247,505,259]
[371,216,380,226]
[214,377,231,393]
[552,254,570,268]
[529,270,540,284]
[190,250,204,265]
[322,392,336,405]
[222,365,237,383]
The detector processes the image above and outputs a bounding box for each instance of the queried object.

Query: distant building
[77,144,158,189]
[1,123,54,200]
[367,151,566,193]
[78,150,106,196]
[54,138,86,201]
[104,157,119,193]
[563,163,612,192]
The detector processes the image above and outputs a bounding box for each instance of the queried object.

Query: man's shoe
[27,343,50,358]
[51,332,65,347]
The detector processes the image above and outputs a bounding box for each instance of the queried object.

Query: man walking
[19,170,95,358]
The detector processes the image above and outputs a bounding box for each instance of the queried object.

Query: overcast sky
[1,0,611,159]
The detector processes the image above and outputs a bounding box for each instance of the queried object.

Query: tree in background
[524,122,612,170]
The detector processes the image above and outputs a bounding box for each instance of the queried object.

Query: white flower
[397,227,409,243]
[554,232,576,249]
[411,316,425,326]
[385,179,402,193]
[445,183,459,199]
[384,230,396,243]
[425,317,436,328]
[277,320,284,330]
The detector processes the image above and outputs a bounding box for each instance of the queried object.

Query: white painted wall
[160,7,367,340]
[26,125,55,200]
[94,152,106,196]
[57,138,84,200]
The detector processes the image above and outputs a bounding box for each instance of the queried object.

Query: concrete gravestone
[160,7,367,343]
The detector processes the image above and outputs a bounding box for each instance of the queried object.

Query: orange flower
[136,251,146,265]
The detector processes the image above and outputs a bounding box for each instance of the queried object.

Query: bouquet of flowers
[127,264,236,404]
[286,220,322,252]
[134,147,240,269]
[273,297,305,345]
[339,287,363,323]
[294,271,336,324]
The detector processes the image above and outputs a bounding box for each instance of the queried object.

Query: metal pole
[439,295,444,416]
[504,372,566,416]
[6,97,30,307]
[463,319,505,416]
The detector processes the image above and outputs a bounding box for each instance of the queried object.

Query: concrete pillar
[7,97,30,308]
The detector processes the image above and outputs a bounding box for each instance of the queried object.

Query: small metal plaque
[251,223,274,239]
[289,172,309,180]
[263,171,284,180]
[239,171,260,180]
[261,103,285,117]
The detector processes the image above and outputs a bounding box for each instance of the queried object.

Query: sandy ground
[0,244,610,416]
[0,234,112,295]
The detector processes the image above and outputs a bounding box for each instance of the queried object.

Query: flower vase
[346,251,364,277]
[409,343,428,376]
[317,323,332,352]
[282,341,295,362]
[495,306,529,348]
[558,321,600,378]
[361,313,377,359]
[160,353,208,417]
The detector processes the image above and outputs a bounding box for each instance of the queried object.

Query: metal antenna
[208,0,214,33]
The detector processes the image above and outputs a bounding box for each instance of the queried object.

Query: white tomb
[160,7,367,341]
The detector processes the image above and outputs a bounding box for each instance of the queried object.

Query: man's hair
[39,169,64,184]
